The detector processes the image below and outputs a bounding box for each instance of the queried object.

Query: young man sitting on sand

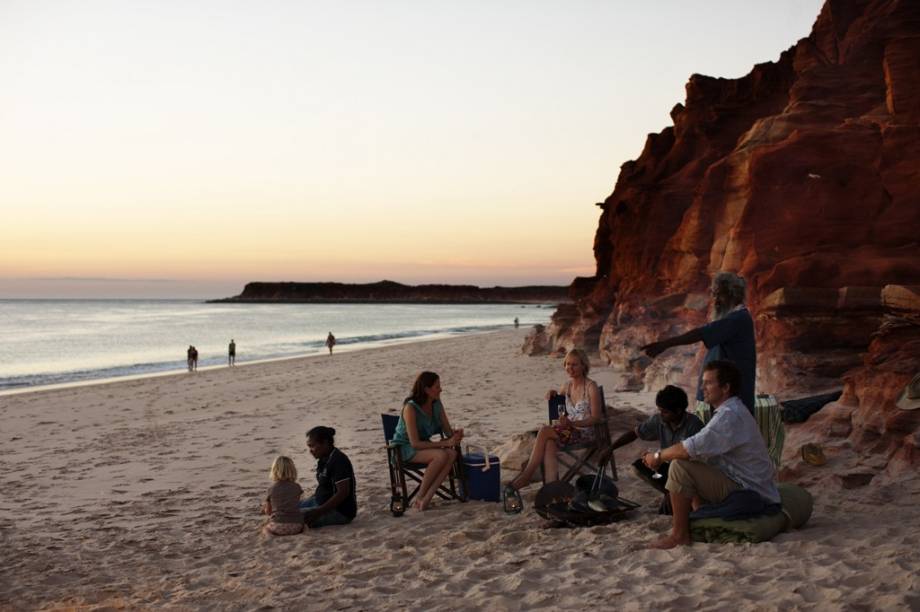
[610,385,703,513]
[641,360,779,549]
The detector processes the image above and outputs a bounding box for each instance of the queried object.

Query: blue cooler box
[462,452,501,502]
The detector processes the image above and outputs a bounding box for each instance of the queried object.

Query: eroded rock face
[782,313,920,477]
[541,0,920,470]
[521,324,551,356]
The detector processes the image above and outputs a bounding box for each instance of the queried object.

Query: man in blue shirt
[641,360,779,549]
[641,271,756,414]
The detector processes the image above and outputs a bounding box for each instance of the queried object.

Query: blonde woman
[261,456,304,536]
[502,349,603,513]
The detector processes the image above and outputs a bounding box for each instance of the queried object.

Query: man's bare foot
[645,533,691,549]
[413,498,430,511]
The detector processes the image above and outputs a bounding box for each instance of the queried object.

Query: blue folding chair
[546,385,617,483]
[382,413,467,516]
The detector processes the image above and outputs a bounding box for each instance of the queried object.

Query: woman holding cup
[502,349,603,513]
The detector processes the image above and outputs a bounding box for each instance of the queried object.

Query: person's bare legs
[691,495,703,511]
[647,489,693,549]
[510,426,559,490]
[410,449,450,510]
[542,438,559,482]
[416,448,457,510]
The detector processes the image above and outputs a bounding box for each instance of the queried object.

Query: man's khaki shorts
[665,459,740,504]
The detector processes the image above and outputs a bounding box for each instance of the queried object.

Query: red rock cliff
[538,0,920,470]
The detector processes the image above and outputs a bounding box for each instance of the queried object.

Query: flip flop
[502,484,524,514]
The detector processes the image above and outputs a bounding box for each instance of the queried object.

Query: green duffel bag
[690,483,814,544]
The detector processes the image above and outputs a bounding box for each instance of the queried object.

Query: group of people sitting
[262,371,465,535]
[262,271,779,549]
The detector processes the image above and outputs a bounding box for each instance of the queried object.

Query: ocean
[0,300,552,391]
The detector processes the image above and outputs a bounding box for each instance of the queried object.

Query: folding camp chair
[546,385,617,483]
[382,413,467,516]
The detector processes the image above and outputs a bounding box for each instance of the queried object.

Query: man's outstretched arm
[641,327,705,358]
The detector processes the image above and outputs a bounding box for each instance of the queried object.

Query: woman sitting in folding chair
[503,349,603,514]
[390,371,464,511]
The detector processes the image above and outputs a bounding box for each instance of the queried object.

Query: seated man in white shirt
[641,359,780,549]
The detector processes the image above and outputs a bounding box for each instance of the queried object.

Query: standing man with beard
[641,272,756,416]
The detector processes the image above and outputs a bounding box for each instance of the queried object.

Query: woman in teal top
[391,371,464,511]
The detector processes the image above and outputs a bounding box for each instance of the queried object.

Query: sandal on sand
[801,443,827,466]
[503,484,523,514]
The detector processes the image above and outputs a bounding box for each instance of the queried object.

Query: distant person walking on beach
[187,345,195,372]
[191,346,199,371]
[228,339,236,366]
[325,332,336,355]
[641,271,756,415]
[514,317,519,328]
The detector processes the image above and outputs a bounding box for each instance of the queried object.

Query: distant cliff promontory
[210,280,571,304]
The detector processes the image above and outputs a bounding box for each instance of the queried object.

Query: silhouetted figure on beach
[514,317,519,328]
[187,345,195,372]
[228,339,236,366]
[191,346,199,371]
[325,332,336,355]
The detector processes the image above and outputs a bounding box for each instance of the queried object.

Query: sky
[0,0,825,298]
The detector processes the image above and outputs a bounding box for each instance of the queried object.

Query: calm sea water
[0,300,552,391]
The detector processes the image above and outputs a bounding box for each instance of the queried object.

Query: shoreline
[0,327,510,398]
[207,299,564,305]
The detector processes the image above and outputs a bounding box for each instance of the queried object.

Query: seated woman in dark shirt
[299,426,357,528]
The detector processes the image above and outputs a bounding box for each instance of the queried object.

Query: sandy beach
[2,329,919,610]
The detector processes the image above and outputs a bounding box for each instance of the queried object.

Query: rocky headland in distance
[209,280,571,304]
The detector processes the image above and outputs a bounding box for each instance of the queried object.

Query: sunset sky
[1,1,824,298]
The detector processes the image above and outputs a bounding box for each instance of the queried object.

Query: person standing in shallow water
[228,339,236,366]
[514,317,519,328]
[187,345,195,372]
[191,346,199,371]
[325,332,336,355]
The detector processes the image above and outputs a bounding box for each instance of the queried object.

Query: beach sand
[2,330,919,610]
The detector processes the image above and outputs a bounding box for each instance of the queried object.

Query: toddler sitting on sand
[261,455,304,536]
